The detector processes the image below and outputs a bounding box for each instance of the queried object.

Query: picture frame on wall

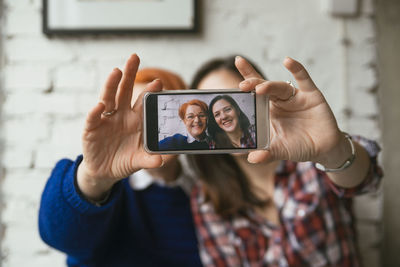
[43,0,198,35]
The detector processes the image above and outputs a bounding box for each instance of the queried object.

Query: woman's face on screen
[183,104,207,139]
[212,99,240,134]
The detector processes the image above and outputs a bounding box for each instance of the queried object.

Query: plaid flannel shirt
[191,136,383,267]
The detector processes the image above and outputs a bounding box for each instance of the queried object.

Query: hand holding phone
[144,89,269,154]
[77,55,164,200]
[236,56,344,166]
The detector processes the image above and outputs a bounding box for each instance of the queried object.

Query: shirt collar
[128,155,195,195]
[128,169,154,190]
[186,133,197,143]
[187,133,208,143]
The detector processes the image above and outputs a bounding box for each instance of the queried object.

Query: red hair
[135,68,186,90]
[178,99,208,120]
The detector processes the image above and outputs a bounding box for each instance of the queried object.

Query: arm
[318,133,371,188]
[322,135,383,196]
[236,56,383,190]
[39,157,124,259]
[39,54,165,259]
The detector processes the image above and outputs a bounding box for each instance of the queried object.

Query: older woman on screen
[159,99,210,150]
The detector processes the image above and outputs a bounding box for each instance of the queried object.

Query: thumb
[134,152,163,170]
[247,150,274,164]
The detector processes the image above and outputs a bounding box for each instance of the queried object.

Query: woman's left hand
[236,56,349,167]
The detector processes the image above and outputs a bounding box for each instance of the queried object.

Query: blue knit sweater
[39,156,202,267]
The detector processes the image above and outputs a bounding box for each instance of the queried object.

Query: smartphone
[143,89,269,154]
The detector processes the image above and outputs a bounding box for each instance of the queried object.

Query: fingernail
[284,56,294,62]
[235,56,242,61]
[247,157,256,164]
[160,159,165,167]
[240,80,249,86]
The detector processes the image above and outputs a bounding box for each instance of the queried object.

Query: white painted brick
[348,42,376,67]
[2,145,33,169]
[75,93,98,115]
[348,17,375,42]
[74,40,144,62]
[2,225,65,267]
[321,86,347,121]
[5,7,41,36]
[50,118,84,147]
[35,142,82,169]
[3,92,79,116]
[347,117,381,139]
[349,64,377,92]
[2,170,49,225]
[5,37,76,63]
[3,115,49,146]
[54,63,97,91]
[3,64,50,92]
[96,60,125,90]
[348,90,379,116]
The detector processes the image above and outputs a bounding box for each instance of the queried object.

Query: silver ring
[284,81,296,101]
[102,109,117,117]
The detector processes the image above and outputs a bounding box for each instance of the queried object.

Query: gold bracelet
[315,133,356,173]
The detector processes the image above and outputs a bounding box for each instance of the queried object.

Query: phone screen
[145,91,258,152]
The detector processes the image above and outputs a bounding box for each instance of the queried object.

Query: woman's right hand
[77,54,163,201]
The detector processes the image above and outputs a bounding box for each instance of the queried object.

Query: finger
[247,150,274,164]
[100,68,123,112]
[130,82,146,108]
[133,79,163,112]
[85,102,106,132]
[283,57,316,91]
[255,81,297,102]
[235,56,264,80]
[131,79,162,108]
[116,54,140,109]
[239,77,265,92]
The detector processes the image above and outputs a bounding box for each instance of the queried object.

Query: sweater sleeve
[38,155,124,260]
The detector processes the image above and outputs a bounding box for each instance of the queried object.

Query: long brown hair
[208,94,252,148]
[188,56,268,218]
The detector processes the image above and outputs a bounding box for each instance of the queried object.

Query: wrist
[315,132,354,169]
[77,160,115,201]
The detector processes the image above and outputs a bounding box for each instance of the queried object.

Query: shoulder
[160,134,187,142]
[159,134,188,149]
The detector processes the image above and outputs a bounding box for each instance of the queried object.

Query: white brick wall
[0,0,382,266]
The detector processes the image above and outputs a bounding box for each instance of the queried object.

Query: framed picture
[43,0,198,35]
